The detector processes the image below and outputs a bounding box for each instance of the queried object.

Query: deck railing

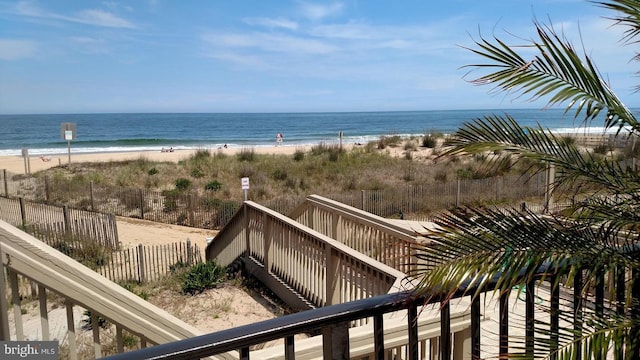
[0,220,204,359]
[102,259,622,360]
[207,201,407,310]
[289,195,425,274]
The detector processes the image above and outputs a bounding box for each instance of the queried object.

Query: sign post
[241,177,250,201]
[60,123,76,167]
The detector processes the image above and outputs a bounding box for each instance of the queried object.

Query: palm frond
[462,20,638,133]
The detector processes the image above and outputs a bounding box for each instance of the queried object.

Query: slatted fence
[98,241,203,283]
[0,196,118,251]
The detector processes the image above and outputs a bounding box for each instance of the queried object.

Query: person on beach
[276,133,283,146]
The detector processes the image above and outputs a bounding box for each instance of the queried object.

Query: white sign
[241,177,250,190]
[64,130,73,141]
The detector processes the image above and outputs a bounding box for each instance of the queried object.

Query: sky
[1,0,638,114]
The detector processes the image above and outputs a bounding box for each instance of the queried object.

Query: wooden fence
[2,168,552,229]
[0,196,119,251]
[98,240,203,284]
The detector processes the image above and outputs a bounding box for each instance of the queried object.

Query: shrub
[293,149,305,161]
[147,167,159,175]
[205,180,223,191]
[175,178,192,191]
[182,261,227,295]
[422,136,437,148]
[83,310,108,330]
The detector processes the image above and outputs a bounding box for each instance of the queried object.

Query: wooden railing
[289,195,424,274]
[207,201,408,310]
[0,220,204,358]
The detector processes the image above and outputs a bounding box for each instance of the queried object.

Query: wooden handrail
[0,220,202,345]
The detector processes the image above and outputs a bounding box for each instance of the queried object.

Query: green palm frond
[462,19,638,132]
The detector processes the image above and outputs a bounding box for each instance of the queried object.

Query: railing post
[551,278,560,360]
[325,246,340,306]
[499,289,509,357]
[456,180,461,207]
[407,304,418,360]
[441,301,451,360]
[526,279,535,358]
[263,212,272,272]
[361,189,366,211]
[322,322,350,360]
[244,203,250,259]
[471,296,481,359]
[574,270,583,360]
[0,241,10,341]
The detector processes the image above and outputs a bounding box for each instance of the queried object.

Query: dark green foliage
[148,167,159,175]
[422,135,437,148]
[175,178,192,190]
[204,180,223,191]
[293,150,305,161]
[83,310,108,330]
[181,261,227,295]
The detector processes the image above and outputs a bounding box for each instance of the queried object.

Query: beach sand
[0,142,426,175]
[1,146,308,174]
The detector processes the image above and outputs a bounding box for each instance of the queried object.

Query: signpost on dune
[60,122,76,167]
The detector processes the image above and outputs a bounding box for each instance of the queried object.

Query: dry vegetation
[32,135,530,206]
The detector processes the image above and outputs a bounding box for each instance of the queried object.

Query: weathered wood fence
[0,196,119,251]
[99,241,203,283]
[2,168,552,229]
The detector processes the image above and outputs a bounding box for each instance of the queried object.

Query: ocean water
[0,109,618,156]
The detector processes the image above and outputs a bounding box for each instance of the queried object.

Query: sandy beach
[0,142,420,176]
[1,145,321,175]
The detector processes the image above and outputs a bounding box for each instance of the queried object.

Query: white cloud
[243,17,298,31]
[75,9,135,28]
[298,2,344,21]
[12,1,136,29]
[0,39,37,60]
[203,32,336,55]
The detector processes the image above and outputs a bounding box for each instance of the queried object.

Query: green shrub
[147,167,159,175]
[175,178,192,190]
[293,149,305,161]
[422,136,437,148]
[182,261,227,295]
[83,310,108,330]
[205,180,223,191]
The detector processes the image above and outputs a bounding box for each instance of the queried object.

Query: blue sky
[1,0,638,114]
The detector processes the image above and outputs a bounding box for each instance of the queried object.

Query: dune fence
[0,196,118,251]
[98,240,203,283]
